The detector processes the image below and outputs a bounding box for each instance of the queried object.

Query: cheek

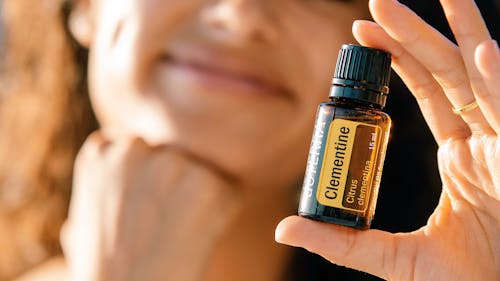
[90,0,206,85]
[87,0,204,137]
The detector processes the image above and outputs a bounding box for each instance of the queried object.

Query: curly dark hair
[0,0,95,279]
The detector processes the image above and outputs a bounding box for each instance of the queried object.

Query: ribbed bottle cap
[329,44,392,108]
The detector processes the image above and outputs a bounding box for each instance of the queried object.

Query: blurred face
[80,0,367,187]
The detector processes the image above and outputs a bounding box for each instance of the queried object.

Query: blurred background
[0,0,498,280]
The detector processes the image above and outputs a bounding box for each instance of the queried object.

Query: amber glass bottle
[298,44,392,229]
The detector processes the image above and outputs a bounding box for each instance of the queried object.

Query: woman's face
[79,0,367,186]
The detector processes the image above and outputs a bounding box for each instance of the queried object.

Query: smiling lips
[161,45,292,99]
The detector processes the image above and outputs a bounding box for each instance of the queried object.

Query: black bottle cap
[329,44,392,108]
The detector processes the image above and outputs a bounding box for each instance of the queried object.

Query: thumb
[275,216,412,280]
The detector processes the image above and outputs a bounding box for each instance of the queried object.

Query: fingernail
[491,40,499,53]
[274,220,286,243]
[484,40,500,58]
[476,40,500,78]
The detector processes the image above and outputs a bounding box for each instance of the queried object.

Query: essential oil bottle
[298,44,392,229]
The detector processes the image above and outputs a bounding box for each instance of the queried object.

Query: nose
[200,0,279,45]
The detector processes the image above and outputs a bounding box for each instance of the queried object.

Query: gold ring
[452,100,479,115]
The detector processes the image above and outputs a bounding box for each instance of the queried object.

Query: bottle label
[316,119,381,212]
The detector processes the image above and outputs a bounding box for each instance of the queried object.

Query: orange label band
[316,119,381,213]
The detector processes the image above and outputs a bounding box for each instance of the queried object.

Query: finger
[72,131,111,201]
[475,40,500,134]
[353,20,470,144]
[60,221,72,256]
[77,131,112,159]
[275,216,414,280]
[369,0,492,133]
[440,0,500,133]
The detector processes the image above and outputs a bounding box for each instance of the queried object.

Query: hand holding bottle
[276,0,500,280]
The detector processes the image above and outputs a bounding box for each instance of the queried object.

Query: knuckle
[411,81,441,101]
[339,230,358,260]
[438,126,471,142]
[106,137,151,168]
[400,31,421,50]
[323,228,358,264]
[434,66,470,92]
[468,122,490,136]
[152,146,189,166]
[448,21,481,42]
[113,137,148,155]
[75,131,110,165]
[391,44,407,60]
[439,138,474,179]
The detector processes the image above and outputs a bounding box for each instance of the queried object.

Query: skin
[79,0,366,188]
[276,0,500,280]
[55,1,367,281]
[14,0,499,280]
